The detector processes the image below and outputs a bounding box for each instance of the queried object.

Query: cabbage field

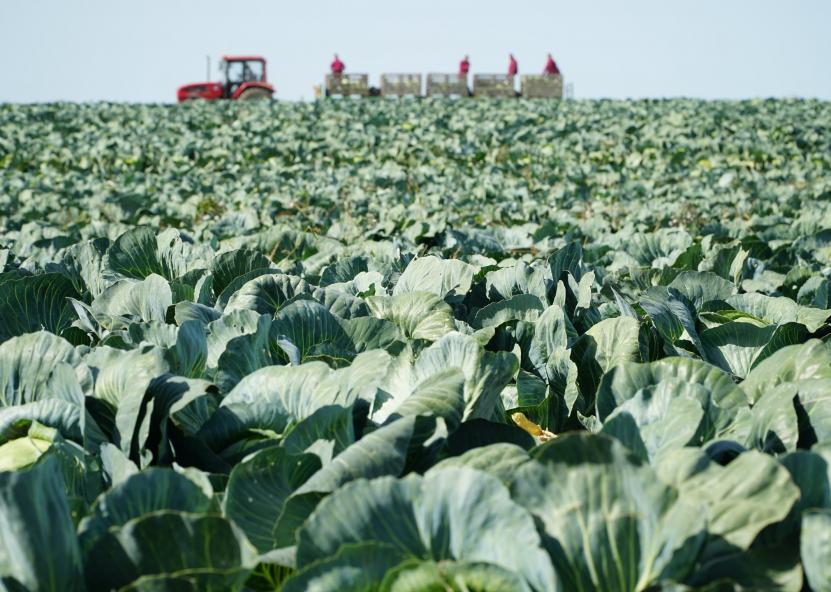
[1,98,831,591]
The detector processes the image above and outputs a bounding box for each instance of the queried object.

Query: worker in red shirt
[508,53,518,77]
[330,54,345,75]
[459,55,472,96]
[459,55,470,76]
[543,53,560,76]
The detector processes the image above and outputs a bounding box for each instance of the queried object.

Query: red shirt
[459,59,470,75]
[331,58,345,74]
[544,57,560,75]
[508,57,518,76]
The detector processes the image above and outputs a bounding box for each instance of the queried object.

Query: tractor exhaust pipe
[206,56,210,82]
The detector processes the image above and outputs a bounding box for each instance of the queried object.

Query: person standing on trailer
[331,54,345,76]
[508,53,519,96]
[543,53,560,76]
[459,55,471,96]
[327,54,346,97]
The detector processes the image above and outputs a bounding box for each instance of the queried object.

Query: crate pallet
[521,74,563,99]
[325,74,369,97]
[473,74,516,98]
[426,73,468,97]
[380,73,423,97]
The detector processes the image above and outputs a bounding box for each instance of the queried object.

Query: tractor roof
[222,55,266,63]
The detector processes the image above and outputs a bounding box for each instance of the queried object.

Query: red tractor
[177,56,274,102]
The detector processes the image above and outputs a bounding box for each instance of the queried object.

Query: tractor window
[244,61,264,82]
[226,61,264,84]
[226,61,245,84]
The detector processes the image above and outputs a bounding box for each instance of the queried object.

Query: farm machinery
[177,56,274,102]
[175,55,568,101]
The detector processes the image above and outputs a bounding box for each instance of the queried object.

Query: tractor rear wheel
[237,88,272,101]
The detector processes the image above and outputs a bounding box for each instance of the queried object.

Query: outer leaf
[428,443,531,486]
[367,292,456,341]
[282,542,407,592]
[413,332,517,420]
[208,309,266,371]
[699,321,779,378]
[513,433,706,592]
[91,273,172,326]
[571,316,641,410]
[0,421,55,471]
[726,293,830,332]
[380,560,531,592]
[640,286,703,354]
[270,300,354,364]
[296,467,554,591]
[597,357,747,443]
[78,468,213,554]
[0,456,84,591]
[0,273,79,343]
[103,227,208,282]
[741,339,831,404]
[393,256,475,304]
[601,382,705,461]
[294,416,419,496]
[668,270,736,310]
[661,450,800,549]
[802,509,831,592]
[199,362,332,452]
[213,314,276,393]
[84,345,169,455]
[224,447,321,552]
[282,405,356,463]
[84,511,256,592]
[273,416,425,548]
[0,331,86,407]
[209,248,272,297]
[223,273,311,316]
[472,293,544,329]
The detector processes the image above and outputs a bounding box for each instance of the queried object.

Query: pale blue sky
[1,0,829,102]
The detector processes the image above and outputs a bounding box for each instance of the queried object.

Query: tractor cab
[221,57,266,97]
[177,55,274,102]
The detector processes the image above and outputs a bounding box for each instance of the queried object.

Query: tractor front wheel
[237,88,273,101]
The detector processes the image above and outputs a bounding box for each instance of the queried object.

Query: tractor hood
[177,82,223,102]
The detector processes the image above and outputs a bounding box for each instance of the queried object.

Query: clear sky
[1,0,829,103]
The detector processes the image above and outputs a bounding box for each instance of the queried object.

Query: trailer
[319,71,567,99]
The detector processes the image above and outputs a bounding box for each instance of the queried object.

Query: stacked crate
[473,74,516,98]
[325,74,370,97]
[426,73,468,97]
[381,74,423,97]
[521,74,563,98]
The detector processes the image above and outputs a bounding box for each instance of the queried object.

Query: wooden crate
[325,74,369,97]
[380,73,422,97]
[473,74,516,98]
[426,73,468,97]
[521,74,563,99]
